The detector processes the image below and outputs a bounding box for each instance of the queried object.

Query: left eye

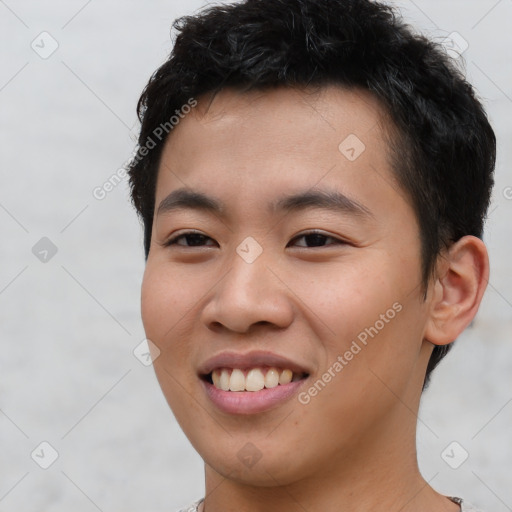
[288,230,344,248]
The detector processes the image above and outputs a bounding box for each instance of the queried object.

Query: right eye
[164,231,217,248]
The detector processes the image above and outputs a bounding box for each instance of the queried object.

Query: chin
[197,436,315,488]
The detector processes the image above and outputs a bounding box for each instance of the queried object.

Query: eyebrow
[156,187,373,220]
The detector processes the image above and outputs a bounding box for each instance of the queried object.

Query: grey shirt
[177,496,485,511]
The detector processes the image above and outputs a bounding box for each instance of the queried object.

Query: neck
[201,420,456,512]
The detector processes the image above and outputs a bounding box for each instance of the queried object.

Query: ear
[424,235,489,346]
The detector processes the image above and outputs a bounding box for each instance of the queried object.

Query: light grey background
[0,0,510,511]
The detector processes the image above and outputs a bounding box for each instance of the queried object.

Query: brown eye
[289,230,344,248]
[165,231,217,247]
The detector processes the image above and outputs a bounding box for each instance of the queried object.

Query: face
[141,86,434,486]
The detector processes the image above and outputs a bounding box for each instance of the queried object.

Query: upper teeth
[211,367,296,392]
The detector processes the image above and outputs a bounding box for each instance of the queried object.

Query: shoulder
[175,497,488,512]
[459,498,486,512]
[175,498,203,512]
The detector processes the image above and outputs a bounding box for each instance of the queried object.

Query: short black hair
[127,0,496,389]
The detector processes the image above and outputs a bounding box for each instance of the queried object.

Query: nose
[200,248,294,334]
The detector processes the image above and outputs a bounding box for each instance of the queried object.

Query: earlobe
[424,236,489,346]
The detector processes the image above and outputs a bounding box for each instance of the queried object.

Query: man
[127,0,495,510]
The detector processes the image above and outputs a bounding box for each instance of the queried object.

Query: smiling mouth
[201,367,309,392]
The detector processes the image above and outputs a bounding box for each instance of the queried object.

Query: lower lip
[201,378,307,415]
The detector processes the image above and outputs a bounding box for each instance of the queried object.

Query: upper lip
[198,350,311,376]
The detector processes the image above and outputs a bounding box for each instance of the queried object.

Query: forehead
[155,85,405,220]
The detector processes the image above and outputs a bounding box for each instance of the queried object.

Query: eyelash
[163,230,346,249]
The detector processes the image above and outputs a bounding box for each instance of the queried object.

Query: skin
[140,86,489,512]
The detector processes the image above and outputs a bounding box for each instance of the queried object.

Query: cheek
[141,262,200,413]
[299,261,394,343]
[140,262,194,350]
[306,252,425,380]
[141,266,167,341]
